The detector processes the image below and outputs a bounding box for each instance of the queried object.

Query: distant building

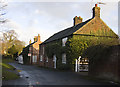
[21,34,42,64]
[38,4,118,70]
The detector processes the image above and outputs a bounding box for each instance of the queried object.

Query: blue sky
[1,0,119,45]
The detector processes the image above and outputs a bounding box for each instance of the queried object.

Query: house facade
[22,34,42,65]
[39,4,118,70]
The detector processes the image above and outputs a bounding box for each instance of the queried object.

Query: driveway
[2,62,117,86]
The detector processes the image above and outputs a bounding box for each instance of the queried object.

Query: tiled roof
[22,41,36,52]
[25,41,36,48]
[43,18,92,44]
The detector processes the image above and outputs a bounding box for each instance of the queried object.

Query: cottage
[39,4,118,70]
[21,34,42,64]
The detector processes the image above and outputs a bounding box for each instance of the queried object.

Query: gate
[75,56,88,72]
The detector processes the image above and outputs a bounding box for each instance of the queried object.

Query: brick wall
[29,35,42,65]
[39,44,54,68]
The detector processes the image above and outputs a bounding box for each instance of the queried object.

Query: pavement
[2,62,118,86]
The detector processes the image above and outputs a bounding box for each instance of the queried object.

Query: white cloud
[5,2,119,45]
[33,19,39,24]
[35,9,40,14]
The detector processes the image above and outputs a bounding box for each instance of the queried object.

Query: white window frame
[62,37,68,46]
[34,56,37,63]
[53,55,57,69]
[46,56,48,62]
[32,56,34,63]
[62,53,66,64]
[40,55,43,61]
[32,55,37,63]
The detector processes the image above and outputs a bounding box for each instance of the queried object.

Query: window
[62,53,66,64]
[53,55,56,62]
[46,56,48,62]
[43,47,44,54]
[62,37,68,46]
[40,55,43,61]
[29,47,31,51]
[32,56,34,63]
[32,55,37,63]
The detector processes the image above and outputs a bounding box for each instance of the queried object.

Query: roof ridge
[42,18,93,44]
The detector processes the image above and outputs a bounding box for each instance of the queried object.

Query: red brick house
[22,34,42,64]
[39,4,118,70]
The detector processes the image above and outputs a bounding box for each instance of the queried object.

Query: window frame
[46,56,48,62]
[62,37,68,46]
[40,55,43,62]
[62,53,66,64]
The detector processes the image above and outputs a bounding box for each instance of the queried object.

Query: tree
[7,45,18,59]
[1,30,18,55]
[1,30,25,58]
[66,37,90,66]
[13,40,25,54]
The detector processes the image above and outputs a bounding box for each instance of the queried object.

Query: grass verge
[2,68,19,80]
[2,58,20,80]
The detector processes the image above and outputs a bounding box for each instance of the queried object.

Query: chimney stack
[73,16,83,26]
[93,4,100,18]
[33,34,41,42]
[34,36,37,42]
[37,34,40,42]
[95,4,98,7]
[29,39,31,44]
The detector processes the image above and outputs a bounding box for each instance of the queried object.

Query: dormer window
[62,37,68,46]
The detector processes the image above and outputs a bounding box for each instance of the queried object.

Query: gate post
[75,59,78,72]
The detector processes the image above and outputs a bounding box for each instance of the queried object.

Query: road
[2,62,116,86]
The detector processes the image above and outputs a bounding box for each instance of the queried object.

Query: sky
[0,0,119,45]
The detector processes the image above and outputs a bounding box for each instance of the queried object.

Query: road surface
[2,62,117,86]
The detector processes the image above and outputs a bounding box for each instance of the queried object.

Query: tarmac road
[2,62,117,86]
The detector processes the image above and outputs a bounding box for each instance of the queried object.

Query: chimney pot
[38,34,40,42]
[29,39,31,44]
[34,36,37,42]
[95,4,98,7]
[92,4,100,18]
[73,16,83,26]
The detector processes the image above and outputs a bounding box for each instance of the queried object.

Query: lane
[3,62,114,85]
